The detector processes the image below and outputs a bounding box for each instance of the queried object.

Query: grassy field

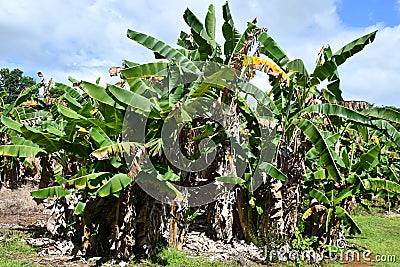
[0,230,37,267]
[347,215,400,267]
[132,248,241,267]
[1,214,399,266]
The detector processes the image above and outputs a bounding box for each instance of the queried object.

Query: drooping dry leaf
[242,56,290,86]
[109,66,121,77]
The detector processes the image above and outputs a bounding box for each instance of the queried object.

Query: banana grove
[0,2,399,262]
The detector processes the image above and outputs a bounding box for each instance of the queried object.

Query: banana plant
[0,79,140,254]
[120,1,400,248]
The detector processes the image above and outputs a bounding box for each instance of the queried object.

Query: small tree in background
[0,68,37,104]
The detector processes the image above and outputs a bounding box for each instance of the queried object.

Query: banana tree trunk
[110,146,169,257]
[258,132,305,240]
[39,156,53,189]
[168,203,189,250]
[235,187,252,241]
[134,192,167,256]
[3,157,21,189]
[207,98,241,242]
[211,184,235,241]
[259,178,284,234]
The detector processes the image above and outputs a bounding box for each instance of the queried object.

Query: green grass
[347,215,400,267]
[0,230,38,267]
[132,248,242,267]
[133,248,327,267]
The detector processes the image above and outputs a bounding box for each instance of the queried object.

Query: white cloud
[0,0,398,106]
[339,25,400,106]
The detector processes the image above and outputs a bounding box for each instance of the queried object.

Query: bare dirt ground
[0,186,48,229]
[0,186,98,266]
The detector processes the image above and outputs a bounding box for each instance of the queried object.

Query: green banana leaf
[216,174,245,185]
[327,79,343,102]
[310,60,337,85]
[62,140,92,158]
[99,104,123,136]
[334,186,360,205]
[168,85,184,108]
[73,201,86,215]
[353,145,380,172]
[68,172,111,190]
[188,67,233,98]
[90,126,113,148]
[183,7,213,57]
[287,59,309,77]
[9,133,40,148]
[58,104,87,120]
[125,77,161,97]
[258,162,288,182]
[310,31,376,85]
[362,106,400,125]
[160,167,180,182]
[306,133,341,160]
[231,22,259,59]
[123,59,139,68]
[237,81,278,114]
[332,30,377,67]
[55,82,85,103]
[80,81,124,110]
[121,62,168,79]
[300,103,371,124]
[363,178,400,193]
[62,92,83,111]
[335,206,361,234]
[96,173,132,197]
[31,186,72,199]
[370,120,400,146]
[326,208,333,232]
[1,116,22,133]
[222,1,240,62]
[127,29,199,74]
[312,169,326,180]
[297,119,341,181]
[0,145,46,157]
[106,84,152,114]
[91,142,138,160]
[183,8,211,42]
[21,125,62,153]
[177,31,194,50]
[333,185,360,205]
[309,188,330,205]
[205,4,216,48]
[2,83,41,116]
[258,32,290,67]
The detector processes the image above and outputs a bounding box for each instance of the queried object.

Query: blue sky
[338,0,400,27]
[0,0,399,107]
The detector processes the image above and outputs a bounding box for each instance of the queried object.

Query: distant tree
[49,85,65,98]
[0,68,37,104]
